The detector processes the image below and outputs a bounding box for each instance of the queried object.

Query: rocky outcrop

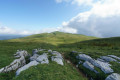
[83,61,98,73]
[16,61,39,76]
[100,56,117,62]
[92,60,114,74]
[76,54,93,62]
[108,55,120,60]
[0,50,29,73]
[105,73,120,80]
[15,49,64,75]
[14,50,29,58]
[36,53,49,64]
[0,49,58,75]
[76,54,114,74]
[30,54,39,61]
[51,51,64,65]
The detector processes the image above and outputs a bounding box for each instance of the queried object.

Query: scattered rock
[14,50,28,58]
[100,56,117,62]
[0,50,29,73]
[51,51,63,65]
[97,58,106,62]
[83,61,98,73]
[16,61,39,76]
[92,60,114,74]
[105,73,120,80]
[108,55,120,60]
[30,54,39,61]
[76,54,114,74]
[76,54,93,62]
[36,53,49,64]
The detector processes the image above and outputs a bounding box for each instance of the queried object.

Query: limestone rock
[14,50,28,58]
[30,54,39,61]
[108,55,120,60]
[97,58,106,62]
[83,61,98,73]
[83,61,94,71]
[76,54,93,62]
[0,56,26,73]
[16,61,39,76]
[51,51,63,65]
[105,73,120,80]
[36,53,49,64]
[100,56,117,62]
[92,60,113,74]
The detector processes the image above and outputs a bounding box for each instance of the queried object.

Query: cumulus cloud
[72,0,94,6]
[0,26,77,35]
[1,0,120,37]
[61,0,120,37]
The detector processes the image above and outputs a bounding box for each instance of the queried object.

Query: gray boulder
[30,54,39,61]
[83,61,98,73]
[100,56,117,62]
[105,73,120,80]
[36,53,49,64]
[51,51,63,65]
[14,50,28,58]
[76,54,93,62]
[108,55,120,60]
[0,56,26,73]
[97,58,106,62]
[92,60,113,74]
[16,61,39,76]
[83,61,94,71]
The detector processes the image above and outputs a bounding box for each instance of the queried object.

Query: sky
[0,0,120,37]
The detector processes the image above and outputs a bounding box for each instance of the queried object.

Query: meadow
[0,32,120,80]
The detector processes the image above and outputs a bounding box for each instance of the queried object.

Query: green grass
[13,62,87,80]
[63,37,120,80]
[6,31,97,45]
[0,32,120,80]
[0,32,94,80]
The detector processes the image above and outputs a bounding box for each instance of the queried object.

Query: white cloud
[0,26,77,35]
[0,27,16,34]
[1,0,120,37]
[61,0,120,37]
[72,0,94,6]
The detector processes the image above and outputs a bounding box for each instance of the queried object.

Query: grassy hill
[7,31,97,45]
[0,31,96,80]
[1,31,120,80]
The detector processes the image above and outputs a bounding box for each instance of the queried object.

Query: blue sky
[0,0,120,37]
[0,0,89,30]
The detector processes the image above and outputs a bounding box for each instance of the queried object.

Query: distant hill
[0,35,27,40]
[7,31,98,45]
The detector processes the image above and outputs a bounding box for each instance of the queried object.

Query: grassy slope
[63,37,120,80]
[7,31,97,45]
[1,32,120,80]
[0,32,96,80]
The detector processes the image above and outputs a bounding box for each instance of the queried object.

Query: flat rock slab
[105,73,120,80]
[36,53,49,64]
[100,56,117,62]
[16,61,39,76]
